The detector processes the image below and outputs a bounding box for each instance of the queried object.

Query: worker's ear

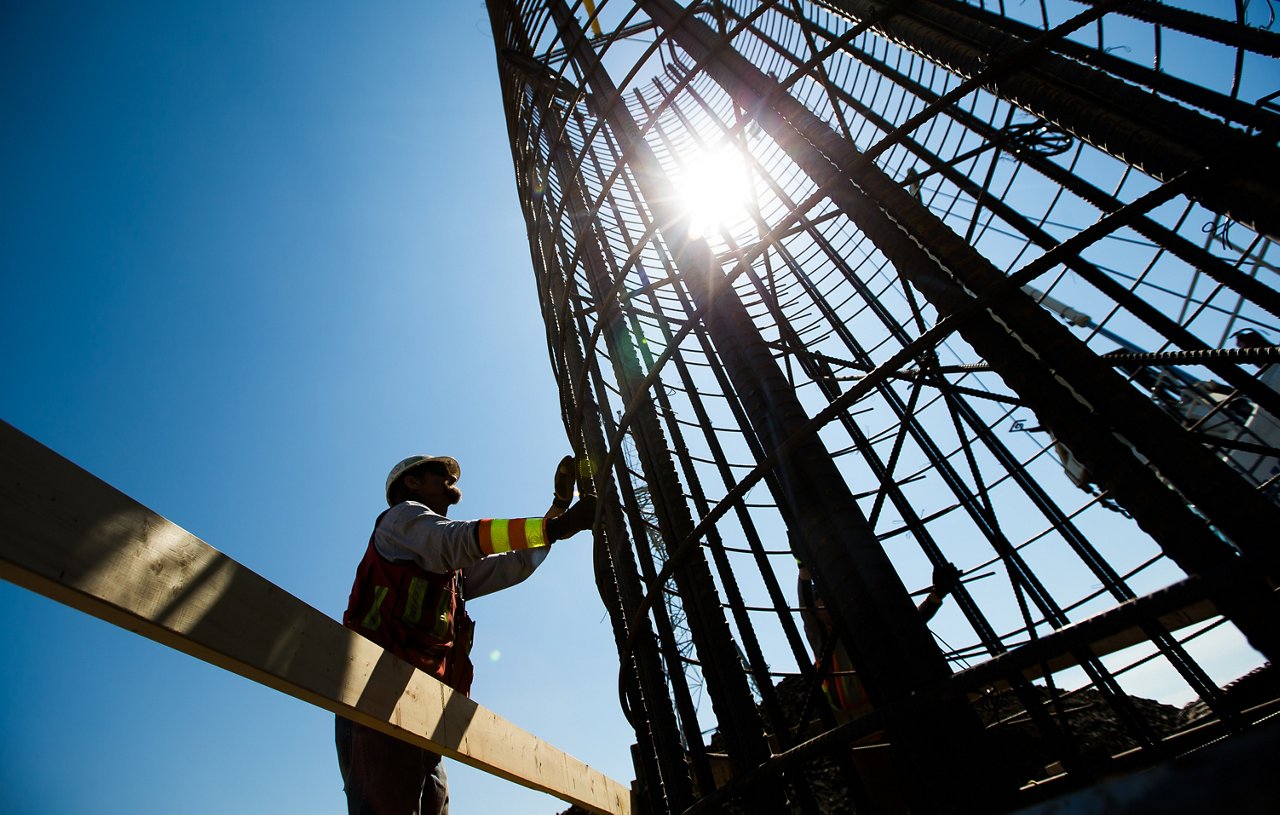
[393,475,416,501]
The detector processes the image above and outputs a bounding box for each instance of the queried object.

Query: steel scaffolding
[488,1,1280,812]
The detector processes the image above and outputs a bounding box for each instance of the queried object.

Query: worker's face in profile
[403,463,462,512]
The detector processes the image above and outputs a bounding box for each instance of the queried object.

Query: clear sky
[1,2,633,813]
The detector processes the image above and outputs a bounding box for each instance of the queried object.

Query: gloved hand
[552,455,576,510]
[931,561,962,596]
[546,494,597,541]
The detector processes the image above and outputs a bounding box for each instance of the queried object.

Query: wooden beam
[971,599,1226,694]
[0,421,631,815]
[1019,600,1221,683]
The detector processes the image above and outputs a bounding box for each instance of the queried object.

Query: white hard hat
[385,454,461,505]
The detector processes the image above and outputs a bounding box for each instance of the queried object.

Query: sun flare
[677,145,753,238]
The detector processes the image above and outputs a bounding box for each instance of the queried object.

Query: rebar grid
[489,1,1280,812]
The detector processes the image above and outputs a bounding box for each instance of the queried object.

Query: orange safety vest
[343,511,475,695]
[799,570,873,718]
[820,641,871,716]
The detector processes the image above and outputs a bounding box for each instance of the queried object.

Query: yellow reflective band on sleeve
[362,585,389,630]
[524,517,548,549]
[492,518,512,552]
[480,518,512,554]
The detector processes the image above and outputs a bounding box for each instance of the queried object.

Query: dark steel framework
[488,1,1280,812]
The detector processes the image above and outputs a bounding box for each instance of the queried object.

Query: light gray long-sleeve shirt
[373,501,551,599]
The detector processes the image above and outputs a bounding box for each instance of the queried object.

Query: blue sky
[1,3,632,812]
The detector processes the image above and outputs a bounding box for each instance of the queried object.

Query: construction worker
[796,557,960,814]
[797,558,960,720]
[335,454,596,814]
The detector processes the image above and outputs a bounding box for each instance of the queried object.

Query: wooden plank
[0,421,631,815]
[976,600,1223,692]
[1022,600,1220,681]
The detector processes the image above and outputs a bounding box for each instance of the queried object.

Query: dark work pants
[336,716,449,815]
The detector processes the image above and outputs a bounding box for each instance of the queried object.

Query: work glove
[552,455,576,510]
[546,494,598,542]
[931,561,962,596]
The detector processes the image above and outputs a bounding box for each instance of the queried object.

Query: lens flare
[677,145,752,238]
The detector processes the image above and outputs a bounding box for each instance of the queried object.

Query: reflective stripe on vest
[478,517,548,554]
[822,649,870,713]
[362,585,390,630]
[402,576,453,639]
[403,577,427,625]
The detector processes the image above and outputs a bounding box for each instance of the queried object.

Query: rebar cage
[486,1,1280,812]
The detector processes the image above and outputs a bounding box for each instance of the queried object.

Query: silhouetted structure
[489,2,1280,812]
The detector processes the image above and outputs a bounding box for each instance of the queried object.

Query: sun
[676,144,753,238]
